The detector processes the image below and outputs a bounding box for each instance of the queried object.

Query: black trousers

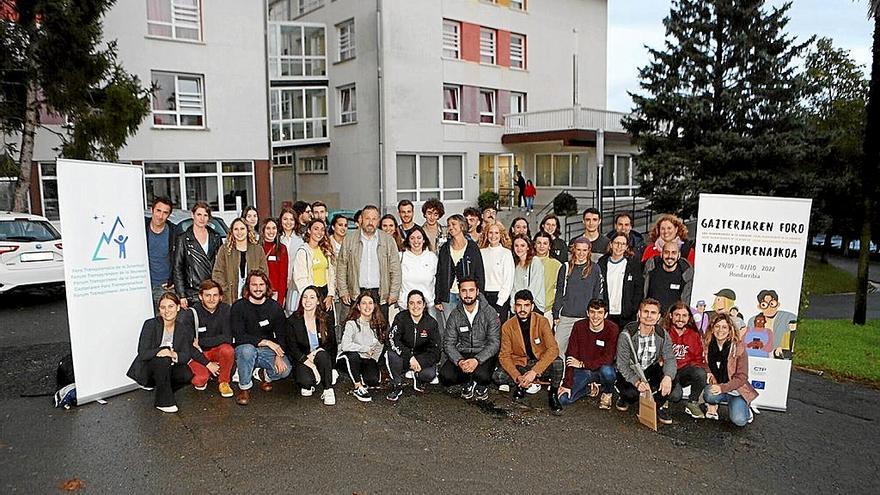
[492,358,565,388]
[337,351,381,387]
[670,365,708,402]
[146,357,193,407]
[439,353,497,387]
[484,291,509,321]
[616,362,672,407]
[387,350,437,386]
[294,348,334,392]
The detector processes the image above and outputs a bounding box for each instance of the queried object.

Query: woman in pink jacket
[702,313,759,425]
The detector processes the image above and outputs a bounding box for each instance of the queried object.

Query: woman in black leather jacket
[173,202,222,308]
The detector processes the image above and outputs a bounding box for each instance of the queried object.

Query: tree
[854,1,880,325]
[0,0,151,213]
[802,38,868,262]
[624,0,815,218]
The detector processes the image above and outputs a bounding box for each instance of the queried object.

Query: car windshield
[0,219,61,242]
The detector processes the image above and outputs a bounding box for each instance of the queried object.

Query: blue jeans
[525,197,534,211]
[703,386,751,426]
[235,344,292,390]
[560,365,616,406]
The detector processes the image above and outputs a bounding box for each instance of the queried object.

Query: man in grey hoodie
[440,277,501,401]
[615,297,678,425]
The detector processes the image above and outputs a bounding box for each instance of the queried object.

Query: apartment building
[20,0,270,225]
[268,0,638,218]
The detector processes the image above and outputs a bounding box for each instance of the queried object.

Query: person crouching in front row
[127,292,195,413]
[337,291,387,403]
[385,290,442,402]
[285,286,338,406]
[493,289,564,415]
[184,279,235,399]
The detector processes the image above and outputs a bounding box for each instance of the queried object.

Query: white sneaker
[404,370,415,379]
[156,405,178,413]
[526,384,541,395]
[252,368,262,382]
[231,370,239,383]
[301,387,315,397]
[321,388,336,406]
[430,376,440,385]
[140,386,154,391]
[194,384,207,391]
[498,384,511,393]
[332,369,339,386]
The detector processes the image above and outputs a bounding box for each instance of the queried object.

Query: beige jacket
[335,229,401,304]
[292,244,336,296]
[211,243,269,305]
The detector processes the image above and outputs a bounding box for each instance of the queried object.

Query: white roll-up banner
[57,159,152,404]
[692,194,812,411]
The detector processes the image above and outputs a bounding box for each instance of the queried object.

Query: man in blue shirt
[145,197,180,309]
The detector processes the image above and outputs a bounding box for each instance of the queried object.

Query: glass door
[479,154,495,193]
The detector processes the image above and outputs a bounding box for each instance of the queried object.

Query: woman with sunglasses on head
[127,292,195,413]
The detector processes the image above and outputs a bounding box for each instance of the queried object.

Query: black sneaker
[354,386,372,402]
[513,386,527,401]
[615,397,629,412]
[386,387,403,402]
[413,376,424,393]
[657,405,673,425]
[474,385,489,401]
[461,381,477,400]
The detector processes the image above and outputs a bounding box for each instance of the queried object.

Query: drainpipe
[572,28,579,107]
[376,0,386,212]
[596,129,604,217]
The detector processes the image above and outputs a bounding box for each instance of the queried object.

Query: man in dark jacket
[515,171,526,208]
[440,277,500,401]
[231,270,291,405]
[604,212,646,255]
[643,241,693,314]
[435,214,485,317]
[615,298,677,425]
[145,197,180,308]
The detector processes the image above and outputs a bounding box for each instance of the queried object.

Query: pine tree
[0,0,151,213]
[624,0,814,218]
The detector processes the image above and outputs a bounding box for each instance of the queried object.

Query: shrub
[478,191,500,210]
[553,192,578,216]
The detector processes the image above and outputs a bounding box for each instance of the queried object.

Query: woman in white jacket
[478,222,514,320]
[398,225,438,321]
[510,234,546,313]
[293,219,336,313]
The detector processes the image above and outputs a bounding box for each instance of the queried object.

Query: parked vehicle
[0,212,65,293]
[144,209,229,243]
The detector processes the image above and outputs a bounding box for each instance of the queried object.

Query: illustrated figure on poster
[691,300,709,333]
[115,233,129,259]
[779,319,798,359]
[743,314,774,358]
[706,289,746,333]
[747,290,797,360]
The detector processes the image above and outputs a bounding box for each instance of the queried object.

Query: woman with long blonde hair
[551,237,603,357]
[478,222,514,320]
[211,218,268,305]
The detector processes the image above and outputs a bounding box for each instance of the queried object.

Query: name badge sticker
[268,255,277,261]
[197,326,207,333]
[259,319,270,327]
[597,339,605,347]
[459,326,470,333]
[627,275,633,281]
[534,338,541,345]
[670,284,681,290]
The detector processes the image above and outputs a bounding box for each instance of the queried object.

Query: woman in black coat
[385,290,442,402]
[285,286,338,406]
[127,292,195,413]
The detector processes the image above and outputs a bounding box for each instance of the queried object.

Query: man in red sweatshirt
[558,299,619,410]
[666,301,708,418]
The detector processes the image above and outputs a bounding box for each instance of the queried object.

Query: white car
[0,212,65,293]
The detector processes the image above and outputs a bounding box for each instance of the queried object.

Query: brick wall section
[254,159,272,218]
[461,85,480,123]
[497,30,510,67]
[460,22,481,63]
[497,89,510,124]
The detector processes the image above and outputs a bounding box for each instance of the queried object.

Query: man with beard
[665,302,708,419]
[231,270,292,405]
[397,200,417,240]
[185,279,235,398]
[492,290,563,415]
[644,240,693,313]
[440,277,500,401]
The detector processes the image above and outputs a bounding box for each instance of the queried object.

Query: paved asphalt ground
[1,288,878,493]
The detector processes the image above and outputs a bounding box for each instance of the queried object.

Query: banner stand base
[77,383,140,406]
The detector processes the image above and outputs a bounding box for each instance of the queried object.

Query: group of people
[131,197,756,428]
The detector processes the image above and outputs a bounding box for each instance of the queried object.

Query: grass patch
[802,255,857,295]
[795,319,880,384]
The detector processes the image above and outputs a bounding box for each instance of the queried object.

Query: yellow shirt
[312,247,328,287]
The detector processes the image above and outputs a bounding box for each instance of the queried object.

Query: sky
[607,0,874,111]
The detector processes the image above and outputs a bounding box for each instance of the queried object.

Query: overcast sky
[607,0,874,111]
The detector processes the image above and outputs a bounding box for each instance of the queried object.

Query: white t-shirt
[398,250,438,308]
[480,245,515,305]
[606,257,627,315]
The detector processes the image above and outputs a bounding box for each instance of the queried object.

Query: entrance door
[479,154,495,193]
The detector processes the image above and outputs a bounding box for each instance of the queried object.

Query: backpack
[54,354,77,408]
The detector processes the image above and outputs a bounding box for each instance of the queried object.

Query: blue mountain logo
[92,216,129,261]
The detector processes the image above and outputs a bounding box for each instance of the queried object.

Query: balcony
[502,106,630,145]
